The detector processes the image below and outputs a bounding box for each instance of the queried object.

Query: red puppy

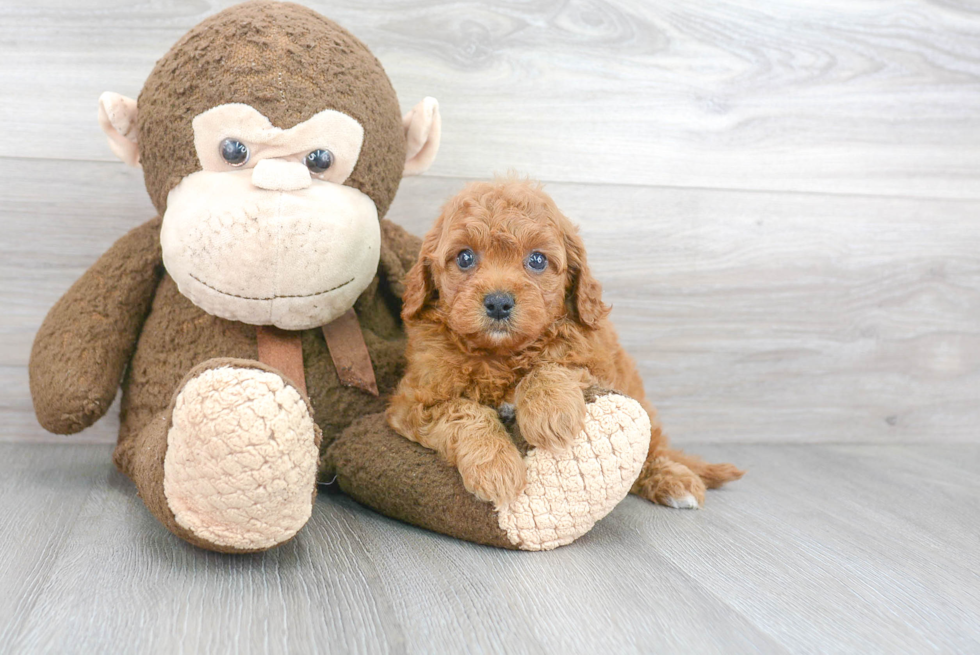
[387,178,743,507]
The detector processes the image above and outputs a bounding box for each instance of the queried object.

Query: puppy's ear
[401,233,439,321]
[564,228,610,329]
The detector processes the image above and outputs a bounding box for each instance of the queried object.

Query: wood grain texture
[1,1,979,198]
[1,442,978,654]
[4,159,978,444]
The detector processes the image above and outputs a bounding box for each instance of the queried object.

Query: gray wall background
[2,0,978,445]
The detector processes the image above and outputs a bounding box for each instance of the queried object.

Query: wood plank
[2,443,979,653]
[623,443,980,653]
[1,442,779,654]
[0,1,979,197]
[0,445,111,644]
[4,160,979,444]
[4,444,407,655]
[317,492,784,655]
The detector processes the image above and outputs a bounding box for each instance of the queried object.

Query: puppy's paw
[515,377,587,453]
[457,440,527,506]
[632,457,707,510]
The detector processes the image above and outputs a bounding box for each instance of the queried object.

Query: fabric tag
[322,309,380,396]
[255,326,307,396]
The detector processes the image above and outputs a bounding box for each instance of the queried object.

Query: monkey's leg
[325,388,650,551]
[114,358,321,553]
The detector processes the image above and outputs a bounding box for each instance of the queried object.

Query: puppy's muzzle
[484,291,515,321]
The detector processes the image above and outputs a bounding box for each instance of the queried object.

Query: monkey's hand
[514,363,590,453]
[30,217,163,434]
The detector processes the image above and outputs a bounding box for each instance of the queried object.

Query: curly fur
[387,177,743,507]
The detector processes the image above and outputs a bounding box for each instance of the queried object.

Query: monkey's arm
[30,216,164,434]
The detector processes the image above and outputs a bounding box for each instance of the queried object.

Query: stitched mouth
[188,273,355,301]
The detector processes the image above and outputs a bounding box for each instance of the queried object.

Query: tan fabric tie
[255,310,378,398]
[255,326,307,396]
[321,309,379,396]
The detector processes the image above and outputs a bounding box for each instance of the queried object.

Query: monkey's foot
[496,390,651,550]
[161,363,320,552]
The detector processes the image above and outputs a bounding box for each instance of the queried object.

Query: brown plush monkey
[30,1,650,552]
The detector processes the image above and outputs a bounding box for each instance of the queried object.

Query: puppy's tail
[663,448,745,488]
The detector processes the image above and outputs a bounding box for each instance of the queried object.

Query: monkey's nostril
[484,292,515,320]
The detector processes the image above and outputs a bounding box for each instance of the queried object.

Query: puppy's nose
[484,292,515,320]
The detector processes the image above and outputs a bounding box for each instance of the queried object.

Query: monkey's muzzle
[161,169,380,330]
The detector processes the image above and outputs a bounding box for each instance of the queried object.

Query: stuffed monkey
[30,1,649,553]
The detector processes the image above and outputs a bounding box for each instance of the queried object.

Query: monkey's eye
[456,249,476,271]
[525,251,548,272]
[305,149,334,173]
[219,138,249,167]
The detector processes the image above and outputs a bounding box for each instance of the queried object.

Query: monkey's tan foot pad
[497,393,650,551]
[163,366,319,552]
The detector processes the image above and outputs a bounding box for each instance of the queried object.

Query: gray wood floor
[1,442,978,654]
[2,1,979,653]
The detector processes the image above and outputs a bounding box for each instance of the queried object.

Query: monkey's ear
[98,92,140,168]
[402,97,441,177]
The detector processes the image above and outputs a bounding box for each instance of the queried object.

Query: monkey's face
[98,2,441,330]
[160,104,381,330]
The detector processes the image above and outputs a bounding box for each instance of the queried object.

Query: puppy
[387,178,743,507]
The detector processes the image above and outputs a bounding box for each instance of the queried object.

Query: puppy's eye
[525,251,548,272]
[456,249,476,270]
[219,138,249,167]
